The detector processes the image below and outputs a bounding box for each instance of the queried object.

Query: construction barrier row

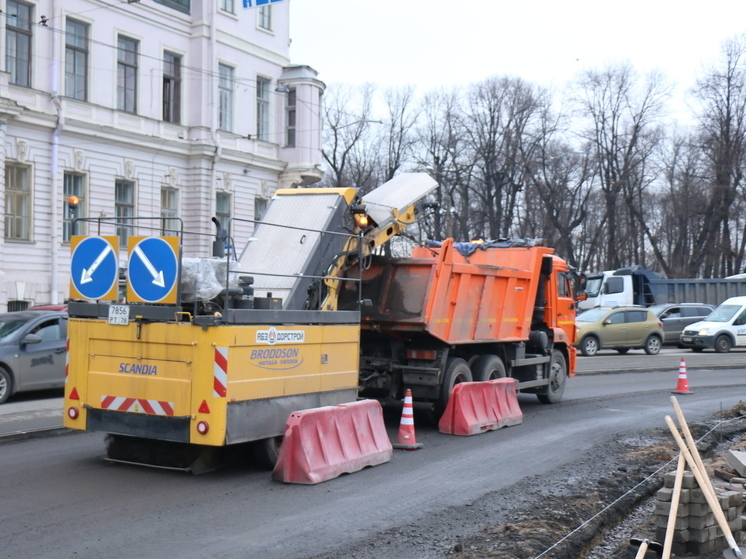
[438,378,523,436]
[272,399,393,485]
[273,359,691,484]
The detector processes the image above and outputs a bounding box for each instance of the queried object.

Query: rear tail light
[67,407,79,420]
[197,421,209,435]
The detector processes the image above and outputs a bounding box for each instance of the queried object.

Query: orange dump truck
[340,238,577,417]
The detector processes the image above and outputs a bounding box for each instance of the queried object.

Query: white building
[0,0,325,310]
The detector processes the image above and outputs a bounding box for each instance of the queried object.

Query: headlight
[698,328,709,336]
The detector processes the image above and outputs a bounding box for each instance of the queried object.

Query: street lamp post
[67,195,80,237]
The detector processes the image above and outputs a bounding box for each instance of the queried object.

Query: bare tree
[688,35,746,277]
[321,83,378,188]
[523,131,596,269]
[574,63,669,270]
[462,77,545,240]
[413,88,470,241]
[381,86,419,183]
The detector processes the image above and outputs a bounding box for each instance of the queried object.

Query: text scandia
[118,363,158,375]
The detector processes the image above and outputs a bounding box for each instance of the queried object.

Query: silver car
[0,310,68,404]
[648,303,714,345]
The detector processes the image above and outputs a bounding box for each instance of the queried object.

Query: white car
[679,296,746,353]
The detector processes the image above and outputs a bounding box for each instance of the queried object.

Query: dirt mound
[446,412,746,559]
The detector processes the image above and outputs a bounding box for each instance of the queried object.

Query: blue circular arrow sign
[70,237,119,300]
[127,237,178,303]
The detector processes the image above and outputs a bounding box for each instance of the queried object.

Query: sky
[288,0,746,122]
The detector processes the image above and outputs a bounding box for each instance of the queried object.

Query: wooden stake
[665,415,743,558]
[662,452,686,559]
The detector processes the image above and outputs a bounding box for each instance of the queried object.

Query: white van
[679,296,746,353]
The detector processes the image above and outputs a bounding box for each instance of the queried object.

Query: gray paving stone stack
[655,467,744,556]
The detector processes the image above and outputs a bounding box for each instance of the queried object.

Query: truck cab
[579,267,658,310]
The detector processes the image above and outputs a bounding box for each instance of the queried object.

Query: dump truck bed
[350,240,555,344]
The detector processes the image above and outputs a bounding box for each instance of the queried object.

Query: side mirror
[575,292,587,301]
[603,319,611,326]
[22,333,42,345]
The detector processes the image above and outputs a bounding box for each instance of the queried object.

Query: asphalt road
[1,351,745,559]
[574,345,746,374]
[2,347,739,437]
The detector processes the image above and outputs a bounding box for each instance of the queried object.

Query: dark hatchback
[648,303,715,345]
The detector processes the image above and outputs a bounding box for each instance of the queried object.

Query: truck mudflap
[85,407,191,443]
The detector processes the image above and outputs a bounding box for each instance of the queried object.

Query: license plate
[681,336,692,343]
[108,305,129,325]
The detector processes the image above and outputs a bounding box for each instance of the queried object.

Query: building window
[63,173,85,241]
[215,192,231,233]
[6,0,32,87]
[7,300,29,312]
[257,77,270,141]
[286,88,296,147]
[153,0,190,14]
[258,6,272,30]
[161,187,179,235]
[5,164,30,240]
[254,197,267,222]
[115,180,135,246]
[218,64,234,132]
[117,36,138,113]
[163,52,181,124]
[220,0,235,13]
[65,19,88,100]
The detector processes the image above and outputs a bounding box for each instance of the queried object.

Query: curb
[574,363,738,376]
[0,427,73,444]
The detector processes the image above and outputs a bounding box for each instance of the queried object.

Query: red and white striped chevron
[64,337,70,382]
[214,347,228,397]
[100,395,174,416]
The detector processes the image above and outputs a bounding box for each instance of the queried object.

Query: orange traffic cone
[392,389,423,450]
[672,357,692,395]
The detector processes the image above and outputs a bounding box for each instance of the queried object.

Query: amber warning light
[351,204,369,229]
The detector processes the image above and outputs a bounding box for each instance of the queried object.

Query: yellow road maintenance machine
[63,174,436,471]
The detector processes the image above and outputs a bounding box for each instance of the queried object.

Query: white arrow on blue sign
[243,0,284,8]
[70,236,119,300]
[127,237,179,303]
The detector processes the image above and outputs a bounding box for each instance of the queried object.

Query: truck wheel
[537,351,566,404]
[644,335,662,355]
[580,336,599,357]
[471,354,506,381]
[0,367,12,405]
[433,358,473,420]
[714,334,732,353]
[252,436,283,470]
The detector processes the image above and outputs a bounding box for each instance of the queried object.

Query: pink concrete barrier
[272,399,393,484]
[438,378,523,436]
